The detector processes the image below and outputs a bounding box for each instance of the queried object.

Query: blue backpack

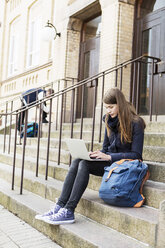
[20,122,38,138]
[99,159,149,207]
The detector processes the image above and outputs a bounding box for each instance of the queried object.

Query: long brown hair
[103,88,146,143]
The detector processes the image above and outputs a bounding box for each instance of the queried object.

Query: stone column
[100,0,135,89]
[95,0,136,123]
[52,13,82,122]
[62,17,82,122]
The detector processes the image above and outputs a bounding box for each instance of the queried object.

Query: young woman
[35,87,146,225]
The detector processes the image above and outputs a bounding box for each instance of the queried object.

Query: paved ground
[0,205,60,248]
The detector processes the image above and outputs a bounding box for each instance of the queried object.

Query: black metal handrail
[0,54,161,194]
[1,55,160,117]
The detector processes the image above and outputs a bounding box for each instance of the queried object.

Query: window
[27,1,42,68]
[153,0,165,11]
[8,19,20,76]
[27,18,41,67]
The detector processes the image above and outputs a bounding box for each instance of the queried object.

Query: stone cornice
[0,61,53,85]
[99,0,135,8]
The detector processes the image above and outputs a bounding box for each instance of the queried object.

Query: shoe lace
[44,205,56,215]
[51,208,67,220]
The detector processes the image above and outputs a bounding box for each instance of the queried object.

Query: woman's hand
[89,150,111,161]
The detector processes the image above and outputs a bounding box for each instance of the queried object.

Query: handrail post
[70,79,75,136]
[99,73,105,143]
[80,85,85,139]
[40,108,43,139]
[12,113,18,190]
[63,79,67,123]
[36,103,42,177]
[45,98,52,180]
[149,59,154,121]
[91,84,97,151]
[56,80,60,130]
[58,93,64,165]
[115,69,118,87]
[136,61,140,114]
[20,109,28,194]
[131,62,136,105]
[120,66,123,90]
[34,91,38,136]
[69,79,75,164]
[3,102,8,153]
[19,104,24,145]
[8,100,13,154]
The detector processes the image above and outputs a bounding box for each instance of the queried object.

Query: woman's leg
[64,160,110,211]
[44,159,110,225]
[57,158,81,207]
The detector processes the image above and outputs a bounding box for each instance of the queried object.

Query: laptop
[65,138,107,161]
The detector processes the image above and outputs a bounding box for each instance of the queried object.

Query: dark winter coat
[101,115,144,163]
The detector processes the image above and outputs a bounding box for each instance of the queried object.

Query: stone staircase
[0,121,164,247]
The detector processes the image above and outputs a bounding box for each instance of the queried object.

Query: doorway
[77,16,101,118]
[135,1,165,115]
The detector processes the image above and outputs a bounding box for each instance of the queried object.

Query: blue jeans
[57,159,110,212]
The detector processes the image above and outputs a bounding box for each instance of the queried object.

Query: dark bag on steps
[99,159,150,207]
[20,122,38,138]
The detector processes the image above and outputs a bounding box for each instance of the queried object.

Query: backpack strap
[139,170,150,194]
[133,195,145,208]
[116,159,143,165]
[133,170,150,208]
[105,166,118,182]
[116,159,133,165]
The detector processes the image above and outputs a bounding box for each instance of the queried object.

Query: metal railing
[0,55,161,194]
[0,77,75,108]
[0,77,77,151]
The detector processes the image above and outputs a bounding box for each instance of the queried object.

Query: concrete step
[10,127,104,142]
[41,130,103,142]
[24,132,165,148]
[144,133,165,147]
[147,161,165,183]
[42,122,102,132]
[8,125,165,153]
[6,129,165,149]
[143,146,165,163]
[27,132,165,149]
[0,135,74,151]
[0,142,70,165]
[0,145,165,184]
[45,120,165,133]
[0,164,157,247]
[0,151,164,207]
[33,130,165,148]
[1,138,165,165]
[145,122,165,133]
[143,180,165,208]
[4,120,165,138]
[23,135,165,156]
[42,121,165,133]
[0,179,150,248]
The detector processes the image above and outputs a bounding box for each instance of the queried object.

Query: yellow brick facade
[0,0,136,122]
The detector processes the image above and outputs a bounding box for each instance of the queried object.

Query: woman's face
[104,103,118,118]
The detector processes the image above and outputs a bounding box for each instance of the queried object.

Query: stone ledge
[0,162,158,246]
[0,179,149,248]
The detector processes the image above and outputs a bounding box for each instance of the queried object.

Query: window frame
[8,18,20,76]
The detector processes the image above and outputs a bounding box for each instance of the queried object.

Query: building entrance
[77,16,101,118]
[136,1,165,115]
